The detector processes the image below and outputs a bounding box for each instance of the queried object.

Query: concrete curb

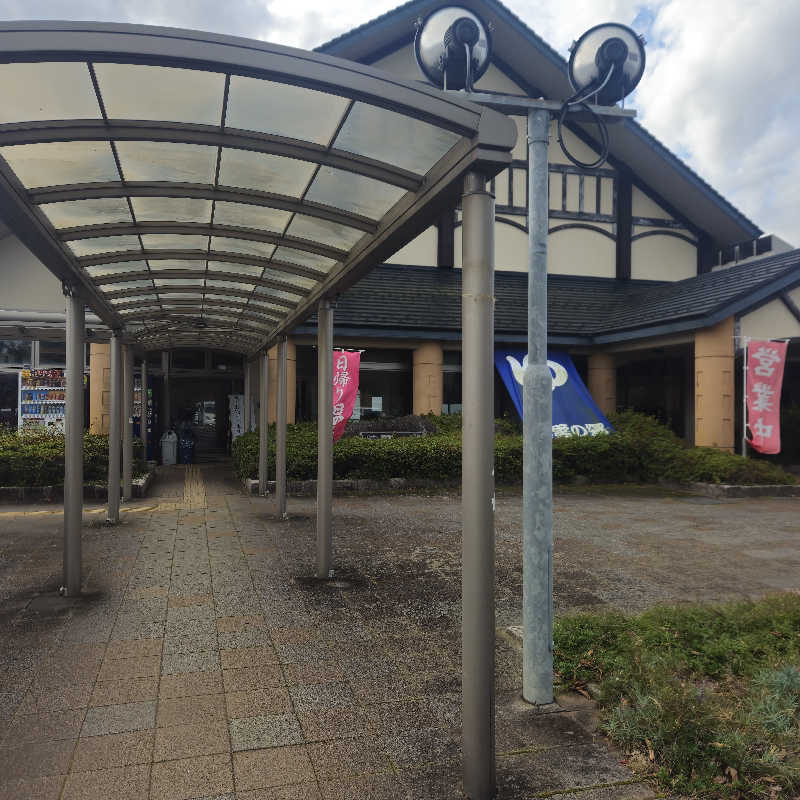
[688,481,800,498]
[242,475,800,499]
[0,468,157,504]
[243,476,458,496]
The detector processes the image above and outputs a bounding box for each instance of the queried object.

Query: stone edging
[244,476,457,496]
[0,468,156,504]
[687,482,800,498]
[243,476,800,499]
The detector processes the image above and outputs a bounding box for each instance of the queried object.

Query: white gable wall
[371,42,699,282]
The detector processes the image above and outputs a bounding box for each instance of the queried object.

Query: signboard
[333,351,360,443]
[746,340,788,454]
[494,350,613,437]
[229,394,245,441]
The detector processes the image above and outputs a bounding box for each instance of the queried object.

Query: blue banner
[494,350,613,437]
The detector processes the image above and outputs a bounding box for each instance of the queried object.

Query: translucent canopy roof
[0,22,515,353]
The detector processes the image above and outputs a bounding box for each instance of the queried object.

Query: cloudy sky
[1,0,797,245]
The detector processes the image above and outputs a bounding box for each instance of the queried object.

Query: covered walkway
[0,466,647,800]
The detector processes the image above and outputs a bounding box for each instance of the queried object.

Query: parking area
[0,467,797,799]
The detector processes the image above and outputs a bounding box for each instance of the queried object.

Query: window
[443,350,462,414]
[39,339,66,367]
[0,339,32,366]
[171,349,205,370]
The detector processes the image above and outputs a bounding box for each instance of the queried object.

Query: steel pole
[106,332,122,523]
[276,337,288,519]
[63,289,84,596]
[258,351,269,496]
[140,355,148,461]
[122,345,133,501]
[461,170,496,800]
[523,107,554,705]
[742,337,749,458]
[316,300,333,579]
[244,356,251,433]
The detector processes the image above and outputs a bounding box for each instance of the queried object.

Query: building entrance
[170,378,234,461]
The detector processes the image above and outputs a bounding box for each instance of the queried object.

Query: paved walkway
[2,467,797,799]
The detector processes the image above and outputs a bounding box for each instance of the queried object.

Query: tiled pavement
[0,465,664,800]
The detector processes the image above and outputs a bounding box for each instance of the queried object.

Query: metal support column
[162,350,170,434]
[523,107,554,705]
[140,355,148,461]
[276,337,288,519]
[244,356,251,433]
[122,345,133,501]
[106,332,122,523]
[316,300,333,579]
[63,288,85,596]
[258,351,269,496]
[461,170,496,800]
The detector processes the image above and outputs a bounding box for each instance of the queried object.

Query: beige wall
[632,186,673,220]
[89,342,111,434]
[412,342,443,415]
[694,317,735,451]
[386,225,437,266]
[587,353,616,416]
[548,226,616,277]
[739,291,800,340]
[631,232,697,281]
[266,338,297,425]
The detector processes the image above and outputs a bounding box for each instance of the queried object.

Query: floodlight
[414,6,492,91]
[567,23,645,106]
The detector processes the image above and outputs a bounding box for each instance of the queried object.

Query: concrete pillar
[413,342,444,415]
[587,353,616,417]
[695,317,735,451]
[88,342,111,434]
[161,351,170,434]
[268,339,297,424]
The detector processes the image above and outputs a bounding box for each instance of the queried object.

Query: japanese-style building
[1,0,799,456]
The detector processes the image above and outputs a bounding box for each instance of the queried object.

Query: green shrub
[0,429,145,487]
[230,411,795,486]
[668,446,795,485]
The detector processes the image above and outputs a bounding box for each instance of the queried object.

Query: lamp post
[414,8,645,796]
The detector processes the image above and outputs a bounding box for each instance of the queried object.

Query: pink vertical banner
[332,351,360,443]
[746,340,788,454]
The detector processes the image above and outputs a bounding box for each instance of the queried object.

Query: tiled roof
[304,252,800,343]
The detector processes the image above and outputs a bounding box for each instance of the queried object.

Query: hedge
[231,410,796,486]
[0,428,145,487]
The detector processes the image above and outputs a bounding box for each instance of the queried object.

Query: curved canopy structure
[0,21,515,353]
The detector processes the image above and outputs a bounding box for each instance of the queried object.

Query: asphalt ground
[0,466,797,799]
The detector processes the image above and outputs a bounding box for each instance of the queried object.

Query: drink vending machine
[18,369,69,430]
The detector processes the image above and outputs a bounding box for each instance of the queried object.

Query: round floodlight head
[414,6,492,91]
[568,23,645,105]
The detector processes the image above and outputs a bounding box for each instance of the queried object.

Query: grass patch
[554,595,800,797]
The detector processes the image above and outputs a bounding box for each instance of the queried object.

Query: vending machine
[18,369,67,431]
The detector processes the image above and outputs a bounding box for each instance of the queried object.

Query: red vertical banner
[332,351,361,443]
[746,340,788,454]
